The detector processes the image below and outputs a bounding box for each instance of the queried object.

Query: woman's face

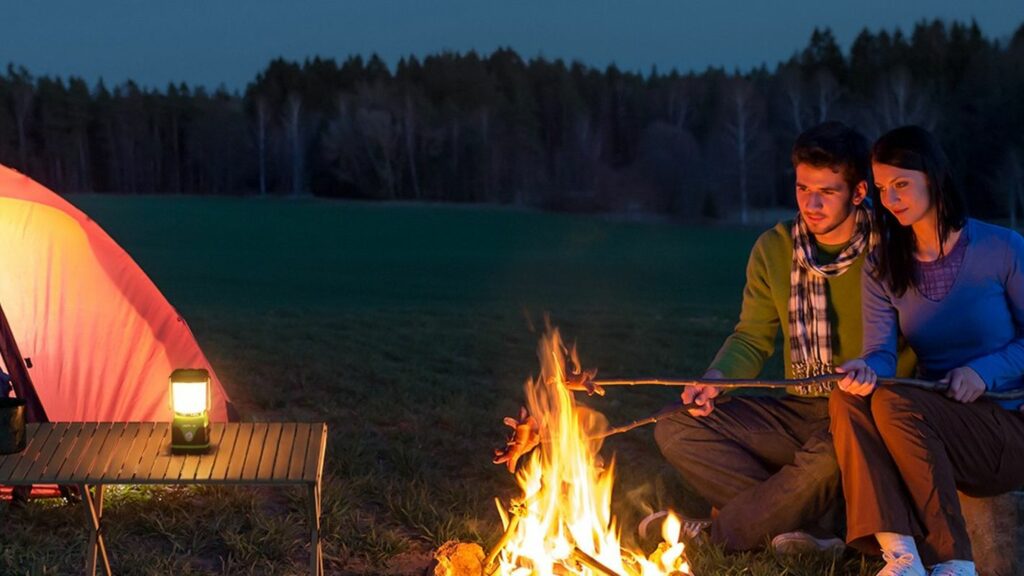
[873,162,934,227]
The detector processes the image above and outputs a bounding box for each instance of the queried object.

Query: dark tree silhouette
[1,20,1023,221]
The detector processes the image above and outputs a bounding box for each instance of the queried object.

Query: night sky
[3,0,1022,90]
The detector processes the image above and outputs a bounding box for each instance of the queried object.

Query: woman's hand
[941,366,986,403]
[835,358,877,396]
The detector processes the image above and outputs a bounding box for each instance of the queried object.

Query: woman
[831,125,1024,576]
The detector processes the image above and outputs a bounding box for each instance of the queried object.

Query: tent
[0,165,233,422]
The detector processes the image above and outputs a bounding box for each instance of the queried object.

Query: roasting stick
[567,374,1024,401]
[591,401,721,440]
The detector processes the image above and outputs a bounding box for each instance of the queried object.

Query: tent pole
[0,300,46,423]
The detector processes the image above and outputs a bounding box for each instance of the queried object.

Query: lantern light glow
[172,381,209,415]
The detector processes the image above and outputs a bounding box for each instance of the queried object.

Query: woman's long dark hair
[871,126,966,296]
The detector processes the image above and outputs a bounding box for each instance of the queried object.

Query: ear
[851,181,868,206]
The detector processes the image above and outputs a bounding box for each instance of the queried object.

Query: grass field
[1,196,880,575]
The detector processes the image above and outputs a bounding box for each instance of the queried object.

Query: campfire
[485,328,692,576]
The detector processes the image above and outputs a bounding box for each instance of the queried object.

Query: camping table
[0,421,328,576]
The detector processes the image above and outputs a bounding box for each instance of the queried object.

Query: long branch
[576,375,1024,400]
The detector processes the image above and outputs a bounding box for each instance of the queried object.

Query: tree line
[1,19,1023,221]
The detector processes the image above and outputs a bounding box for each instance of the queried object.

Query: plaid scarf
[789,206,872,394]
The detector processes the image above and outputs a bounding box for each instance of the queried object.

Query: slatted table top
[0,422,327,486]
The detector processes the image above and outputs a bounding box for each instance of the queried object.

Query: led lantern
[170,368,211,453]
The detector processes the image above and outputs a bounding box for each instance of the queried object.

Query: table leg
[308,482,323,576]
[80,483,112,576]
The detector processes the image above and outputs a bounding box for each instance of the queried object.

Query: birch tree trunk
[404,92,420,200]
[286,93,303,196]
[257,96,269,195]
[725,81,760,225]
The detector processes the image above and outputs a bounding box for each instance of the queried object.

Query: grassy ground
[0,197,880,575]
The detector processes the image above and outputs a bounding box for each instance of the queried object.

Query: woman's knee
[870,385,931,443]
[870,385,921,422]
[828,389,868,421]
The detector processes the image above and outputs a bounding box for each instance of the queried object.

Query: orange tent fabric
[0,165,232,422]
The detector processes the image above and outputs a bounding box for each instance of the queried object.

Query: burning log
[483,498,525,574]
[484,497,639,576]
[568,547,625,576]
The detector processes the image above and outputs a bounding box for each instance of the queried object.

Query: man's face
[795,163,866,243]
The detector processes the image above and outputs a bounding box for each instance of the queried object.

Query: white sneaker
[876,552,926,576]
[770,531,845,555]
[928,560,977,576]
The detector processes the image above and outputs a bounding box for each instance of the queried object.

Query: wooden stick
[569,547,624,576]
[484,502,522,575]
[574,375,1024,400]
[590,401,715,440]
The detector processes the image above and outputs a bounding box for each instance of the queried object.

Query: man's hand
[836,358,877,396]
[682,369,723,417]
[942,366,985,403]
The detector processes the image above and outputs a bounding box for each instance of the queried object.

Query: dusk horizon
[3,1,1022,90]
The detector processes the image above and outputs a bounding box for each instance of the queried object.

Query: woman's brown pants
[829,385,1024,564]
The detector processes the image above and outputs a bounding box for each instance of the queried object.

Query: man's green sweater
[708,220,915,395]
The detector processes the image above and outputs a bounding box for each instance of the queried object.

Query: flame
[495,328,692,575]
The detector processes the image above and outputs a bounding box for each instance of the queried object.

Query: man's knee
[653,410,702,456]
[653,410,726,477]
[797,435,840,480]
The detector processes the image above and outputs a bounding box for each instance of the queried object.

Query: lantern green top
[707,220,915,396]
[170,368,210,383]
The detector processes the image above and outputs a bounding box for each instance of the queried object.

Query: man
[654,121,914,554]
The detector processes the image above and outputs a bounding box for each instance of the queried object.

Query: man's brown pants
[829,385,1024,564]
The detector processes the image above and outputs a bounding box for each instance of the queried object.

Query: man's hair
[791,121,871,190]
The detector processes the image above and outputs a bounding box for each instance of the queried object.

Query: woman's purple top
[915,226,969,301]
[862,219,1024,409]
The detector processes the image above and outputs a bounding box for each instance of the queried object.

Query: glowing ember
[491,328,692,576]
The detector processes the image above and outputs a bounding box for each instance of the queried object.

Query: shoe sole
[638,510,711,540]
[772,536,845,556]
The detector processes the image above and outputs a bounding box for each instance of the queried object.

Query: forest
[1,20,1022,221]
